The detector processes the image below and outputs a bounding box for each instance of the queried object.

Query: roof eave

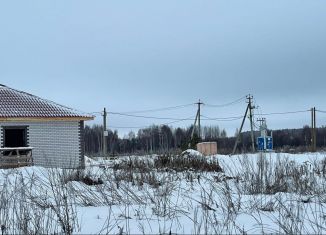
[0,116,95,122]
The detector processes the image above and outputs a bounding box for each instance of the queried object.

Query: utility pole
[231,94,256,155]
[197,99,203,139]
[311,107,316,152]
[314,107,317,151]
[190,111,199,143]
[232,104,250,155]
[311,107,313,151]
[190,99,204,146]
[247,95,255,152]
[103,107,107,157]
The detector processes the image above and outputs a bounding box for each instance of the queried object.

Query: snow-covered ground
[0,151,326,234]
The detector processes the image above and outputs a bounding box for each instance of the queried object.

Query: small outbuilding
[0,84,94,168]
[196,142,217,156]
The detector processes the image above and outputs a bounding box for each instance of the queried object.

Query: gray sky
[1,0,326,137]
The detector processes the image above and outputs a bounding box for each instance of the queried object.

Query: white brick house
[0,85,94,168]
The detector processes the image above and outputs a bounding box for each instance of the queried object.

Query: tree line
[84,124,326,156]
[84,124,226,155]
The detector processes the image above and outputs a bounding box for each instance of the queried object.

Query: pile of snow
[84,156,98,166]
[181,149,203,158]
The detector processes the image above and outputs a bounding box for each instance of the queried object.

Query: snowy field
[0,151,326,234]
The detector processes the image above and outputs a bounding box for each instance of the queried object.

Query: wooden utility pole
[314,107,317,151]
[190,111,199,141]
[232,104,250,155]
[311,107,313,151]
[103,107,107,156]
[197,99,203,139]
[190,100,204,145]
[247,95,255,152]
[311,107,317,152]
[231,94,256,155]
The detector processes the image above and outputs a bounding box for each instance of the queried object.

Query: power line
[253,120,261,130]
[91,103,313,133]
[108,112,196,121]
[93,95,247,115]
[88,111,103,117]
[109,111,247,122]
[200,114,243,121]
[255,110,310,116]
[109,103,195,114]
[108,115,195,129]
[163,115,197,125]
[108,125,152,129]
[87,103,195,117]
[107,109,311,122]
[204,95,246,108]
[89,95,246,117]
[316,109,326,113]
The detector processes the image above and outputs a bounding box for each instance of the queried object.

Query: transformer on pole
[257,118,273,151]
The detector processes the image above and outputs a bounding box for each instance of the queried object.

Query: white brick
[0,121,83,168]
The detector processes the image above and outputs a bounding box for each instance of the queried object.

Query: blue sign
[266,137,273,150]
[257,137,265,151]
[257,136,273,151]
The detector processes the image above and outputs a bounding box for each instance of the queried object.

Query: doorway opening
[3,126,28,147]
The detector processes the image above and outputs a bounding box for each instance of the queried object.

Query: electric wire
[88,111,103,116]
[108,115,195,129]
[91,98,313,132]
[200,114,243,121]
[108,112,196,121]
[204,95,246,108]
[109,103,195,114]
[107,125,152,129]
[316,110,326,113]
[106,109,310,127]
[253,120,260,130]
[99,111,247,122]
[255,110,310,116]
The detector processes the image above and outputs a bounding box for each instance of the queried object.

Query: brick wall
[0,120,84,168]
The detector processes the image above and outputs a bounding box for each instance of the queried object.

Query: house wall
[0,120,84,168]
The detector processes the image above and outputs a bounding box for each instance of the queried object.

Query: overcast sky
[1,0,326,137]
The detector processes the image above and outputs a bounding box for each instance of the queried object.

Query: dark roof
[0,85,94,120]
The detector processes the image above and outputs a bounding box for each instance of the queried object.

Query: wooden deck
[0,147,34,168]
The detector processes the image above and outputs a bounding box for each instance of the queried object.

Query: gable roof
[0,84,94,121]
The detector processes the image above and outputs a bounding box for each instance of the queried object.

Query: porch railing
[0,147,34,168]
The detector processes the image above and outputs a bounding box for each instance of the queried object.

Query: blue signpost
[257,136,273,151]
[266,137,273,150]
[257,137,265,151]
